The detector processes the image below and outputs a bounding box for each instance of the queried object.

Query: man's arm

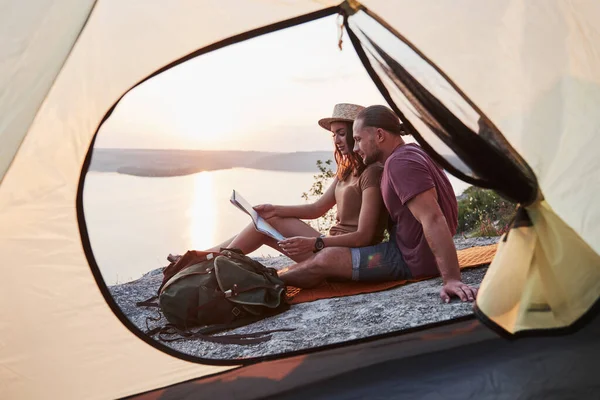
[406,187,478,303]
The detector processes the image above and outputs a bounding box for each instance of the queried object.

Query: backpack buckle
[224,284,239,298]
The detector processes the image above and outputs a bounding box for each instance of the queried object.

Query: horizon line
[93,147,334,153]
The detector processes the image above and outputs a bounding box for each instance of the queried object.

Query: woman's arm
[256,178,338,220]
[322,186,384,248]
[278,185,384,256]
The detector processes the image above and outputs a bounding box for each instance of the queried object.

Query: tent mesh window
[345,9,538,205]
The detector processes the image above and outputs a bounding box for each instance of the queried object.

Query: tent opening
[78,3,585,365]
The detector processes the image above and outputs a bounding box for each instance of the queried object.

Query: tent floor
[130,314,600,399]
[271,317,600,400]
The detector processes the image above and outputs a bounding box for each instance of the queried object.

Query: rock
[109,237,500,360]
[453,236,500,250]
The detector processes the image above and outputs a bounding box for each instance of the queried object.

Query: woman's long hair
[334,121,366,181]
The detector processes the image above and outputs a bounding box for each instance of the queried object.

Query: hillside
[89,148,332,176]
[249,151,332,172]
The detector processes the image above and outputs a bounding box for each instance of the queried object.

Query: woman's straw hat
[318,103,365,131]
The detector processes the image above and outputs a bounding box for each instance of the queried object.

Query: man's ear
[376,128,385,143]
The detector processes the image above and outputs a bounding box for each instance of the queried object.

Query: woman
[206,103,389,262]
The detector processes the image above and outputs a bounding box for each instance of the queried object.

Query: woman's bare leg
[228,216,322,262]
[225,223,269,254]
[205,235,237,253]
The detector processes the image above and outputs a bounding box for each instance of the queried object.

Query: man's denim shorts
[350,232,412,282]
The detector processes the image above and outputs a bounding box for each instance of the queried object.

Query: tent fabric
[131,315,600,399]
[476,201,600,334]
[131,318,498,400]
[270,315,600,400]
[286,244,497,304]
[1,0,599,399]
[0,1,340,399]
[0,0,96,181]
[345,9,538,204]
[345,9,485,185]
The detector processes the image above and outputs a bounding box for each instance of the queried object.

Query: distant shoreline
[114,165,334,178]
[89,148,332,176]
[87,165,321,178]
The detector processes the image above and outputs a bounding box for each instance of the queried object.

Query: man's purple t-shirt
[381,143,458,278]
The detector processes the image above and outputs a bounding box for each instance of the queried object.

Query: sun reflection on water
[189,171,217,250]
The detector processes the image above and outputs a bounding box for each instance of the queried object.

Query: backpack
[137,248,294,345]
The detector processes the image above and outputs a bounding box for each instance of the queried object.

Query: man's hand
[278,236,317,256]
[253,204,277,219]
[440,279,478,303]
[406,188,472,303]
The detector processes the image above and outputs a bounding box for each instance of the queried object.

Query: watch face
[316,237,324,250]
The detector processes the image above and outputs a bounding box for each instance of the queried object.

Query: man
[278,105,477,303]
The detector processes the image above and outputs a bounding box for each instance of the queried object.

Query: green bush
[457,186,516,237]
[301,159,337,234]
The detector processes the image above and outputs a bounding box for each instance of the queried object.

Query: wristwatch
[314,237,325,252]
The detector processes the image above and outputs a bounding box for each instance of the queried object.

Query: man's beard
[363,147,382,165]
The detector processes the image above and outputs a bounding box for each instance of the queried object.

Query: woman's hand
[253,204,278,219]
[278,236,317,256]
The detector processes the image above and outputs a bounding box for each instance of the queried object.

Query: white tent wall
[1,0,599,399]
[0,1,339,399]
[0,0,96,182]
[361,0,600,255]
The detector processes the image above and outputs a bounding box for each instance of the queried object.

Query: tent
[1,1,598,399]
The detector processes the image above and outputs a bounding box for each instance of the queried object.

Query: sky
[95,15,390,152]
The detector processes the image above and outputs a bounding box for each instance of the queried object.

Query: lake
[83,168,470,284]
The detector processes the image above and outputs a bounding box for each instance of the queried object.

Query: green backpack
[139,248,293,345]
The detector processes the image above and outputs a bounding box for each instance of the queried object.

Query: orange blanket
[285,244,497,305]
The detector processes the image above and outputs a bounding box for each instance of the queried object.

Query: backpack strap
[150,321,295,345]
[135,295,160,308]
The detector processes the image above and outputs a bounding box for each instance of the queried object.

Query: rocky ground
[109,236,500,360]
